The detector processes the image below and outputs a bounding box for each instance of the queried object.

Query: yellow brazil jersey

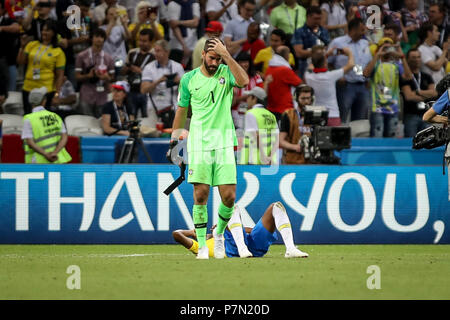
[188,238,216,258]
[23,41,66,92]
[254,47,295,74]
[128,22,165,48]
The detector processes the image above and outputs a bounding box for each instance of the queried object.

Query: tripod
[117,125,153,163]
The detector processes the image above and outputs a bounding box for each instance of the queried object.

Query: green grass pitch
[1,244,449,300]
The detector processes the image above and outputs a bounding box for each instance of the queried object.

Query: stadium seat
[65,115,103,136]
[2,91,23,115]
[349,120,370,137]
[0,114,23,134]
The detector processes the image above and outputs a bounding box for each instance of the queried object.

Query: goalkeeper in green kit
[169,37,249,259]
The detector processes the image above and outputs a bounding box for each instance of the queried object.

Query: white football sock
[272,202,296,251]
[227,206,248,253]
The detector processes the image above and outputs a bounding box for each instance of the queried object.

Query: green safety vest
[240,106,278,165]
[23,109,72,164]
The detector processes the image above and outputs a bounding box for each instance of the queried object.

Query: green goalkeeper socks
[216,202,234,235]
[193,204,208,248]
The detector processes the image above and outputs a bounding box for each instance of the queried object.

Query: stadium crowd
[0,0,448,163]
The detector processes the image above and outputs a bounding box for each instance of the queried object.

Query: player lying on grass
[172,202,309,259]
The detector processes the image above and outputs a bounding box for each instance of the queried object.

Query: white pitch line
[0,253,190,258]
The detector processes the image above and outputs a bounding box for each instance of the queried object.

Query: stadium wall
[0,164,448,244]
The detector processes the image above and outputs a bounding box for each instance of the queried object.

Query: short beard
[203,60,218,75]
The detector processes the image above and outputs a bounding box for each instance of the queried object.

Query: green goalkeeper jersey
[178,64,239,152]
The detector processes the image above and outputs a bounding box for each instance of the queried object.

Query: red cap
[205,21,223,33]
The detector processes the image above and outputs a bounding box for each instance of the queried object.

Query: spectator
[125,0,168,22]
[401,48,437,137]
[17,20,65,115]
[428,3,449,49]
[75,28,115,118]
[21,87,72,164]
[265,45,302,122]
[305,46,355,126]
[55,0,74,21]
[240,86,278,165]
[320,0,347,40]
[0,118,2,161]
[363,39,413,137]
[369,23,404,56]
[59,0,97,88]
[0,0,20,92]
[279,84,312,164]
[100,5,131,65]
[192,20,223,69]
[231,51,264,129]
[94,0,128,26]
[141,39,184,129]
[223,0,256,57]
[400,0,428,52]
[50,75,77,121]
[0,90,5,111]
[101,80,135,136]
[418,21,448,85]
[128,1,164,49]
[240,21,266,60]
[22,0,55,42]
[121,28,155,118]
[269,0,306,40]
[328,18,372,124]
[167,0,200,67]
[253,28,296,75]
[292,5,330,79]
[206,0,238,31]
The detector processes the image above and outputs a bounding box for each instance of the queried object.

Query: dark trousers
[128,91,148,118]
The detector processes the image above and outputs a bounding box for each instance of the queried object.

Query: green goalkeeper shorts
[187,147,237,186]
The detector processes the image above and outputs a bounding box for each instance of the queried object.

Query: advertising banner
[0,164,448,244]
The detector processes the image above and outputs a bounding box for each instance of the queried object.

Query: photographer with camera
[279,84,313,164]
[141,39,184,129]
[128,1,164,49]
[101,80,134,136]
[121,29,155,118]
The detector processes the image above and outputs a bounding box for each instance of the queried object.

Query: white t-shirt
[320,2,346,27]
[304,68,344,118]
[418,43,446,84]
[206,0,238,30]
[100,25,128,63]
[168,1,200,51]
[141,59,185,112]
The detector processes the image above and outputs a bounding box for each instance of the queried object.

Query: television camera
[300,106,351,164]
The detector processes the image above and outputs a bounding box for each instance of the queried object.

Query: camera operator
[141,39,184,129]
[422,74,450,174]
[279,85,313,164]
[423,74,450,125]
[101,81,134,136]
